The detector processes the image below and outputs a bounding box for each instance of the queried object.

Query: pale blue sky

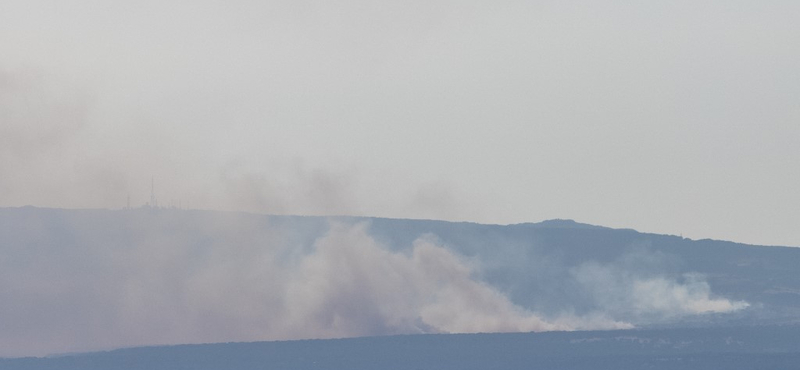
[1,0,798,246]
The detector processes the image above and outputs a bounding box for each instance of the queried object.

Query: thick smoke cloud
[278,223,615,338]
[0,214,748,357]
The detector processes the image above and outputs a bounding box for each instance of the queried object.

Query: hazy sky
[1,0,798,246]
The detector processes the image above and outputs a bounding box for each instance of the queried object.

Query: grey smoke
[0,68,471,220]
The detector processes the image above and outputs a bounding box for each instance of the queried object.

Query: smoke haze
[1,1,799,246]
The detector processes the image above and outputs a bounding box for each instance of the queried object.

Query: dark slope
[3,326,800,370]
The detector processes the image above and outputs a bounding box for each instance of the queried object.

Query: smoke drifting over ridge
[0,209,747,357]
[0,54,450,221]
[0,67,476,222]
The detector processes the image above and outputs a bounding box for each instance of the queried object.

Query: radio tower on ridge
[150,178,158,208]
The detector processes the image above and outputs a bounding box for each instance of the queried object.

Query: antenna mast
[150,178,157,208]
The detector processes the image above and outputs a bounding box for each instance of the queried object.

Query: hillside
[1,206,799,359]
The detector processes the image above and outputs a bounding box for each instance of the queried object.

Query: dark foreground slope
[3,326,800,370]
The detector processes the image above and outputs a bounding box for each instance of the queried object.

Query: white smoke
[571,260,749,318]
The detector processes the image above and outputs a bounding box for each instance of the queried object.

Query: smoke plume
[0,212,746,357]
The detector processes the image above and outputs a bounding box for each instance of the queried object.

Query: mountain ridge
[3,205,793,248]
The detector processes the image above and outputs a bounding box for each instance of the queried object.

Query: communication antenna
[150,178,157,208]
